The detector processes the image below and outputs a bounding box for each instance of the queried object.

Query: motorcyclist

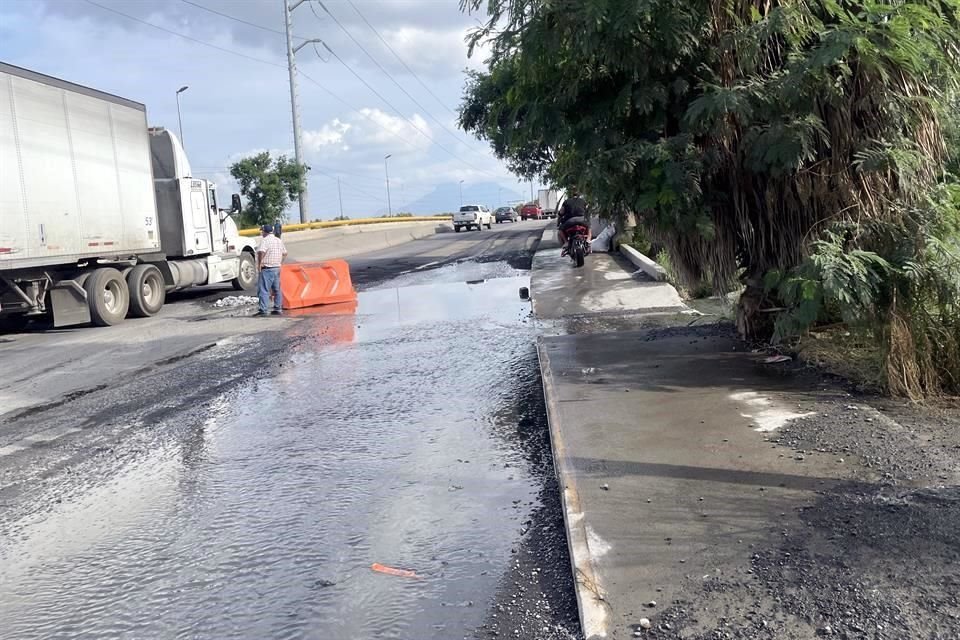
[556,186,591,255]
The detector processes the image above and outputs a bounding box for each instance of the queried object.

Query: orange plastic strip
[370,563,418,578]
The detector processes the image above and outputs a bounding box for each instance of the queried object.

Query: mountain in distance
[382,182,527,215]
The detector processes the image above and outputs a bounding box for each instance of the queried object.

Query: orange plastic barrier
[279,260,357,310]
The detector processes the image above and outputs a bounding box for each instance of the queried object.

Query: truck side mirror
[231,194,242,214]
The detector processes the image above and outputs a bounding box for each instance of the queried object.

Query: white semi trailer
[0,62,257,328]
[537,188,563,218]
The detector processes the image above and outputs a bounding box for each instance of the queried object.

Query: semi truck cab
[0,61,257,329]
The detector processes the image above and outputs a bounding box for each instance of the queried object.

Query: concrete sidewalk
[531,229,687,321]
[530,240,863,639]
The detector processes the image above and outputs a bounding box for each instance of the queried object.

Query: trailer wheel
[84,268,129,326]
[232,251,257,291]
[127,264,166,317]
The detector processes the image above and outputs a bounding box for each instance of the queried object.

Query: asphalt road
[0,221,547,420]
[313,222,544,288]
[0,220,579,640]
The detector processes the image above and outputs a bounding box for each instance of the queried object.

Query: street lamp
[175,85,189,148]
[384,154,393,217]
[459,180,464,207]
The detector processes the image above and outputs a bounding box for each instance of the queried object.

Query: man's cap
[261,224,274,233]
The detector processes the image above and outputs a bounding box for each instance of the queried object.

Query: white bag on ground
[591,224,616,253]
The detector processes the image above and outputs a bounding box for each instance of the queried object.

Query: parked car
[454,204,493,232]
[495,206,518,223]
[520,203,543,220]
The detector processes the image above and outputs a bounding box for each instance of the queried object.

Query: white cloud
[302,108,431,160]
[1,0,515,219]
[303,119,351,150]
[396,27,484,75]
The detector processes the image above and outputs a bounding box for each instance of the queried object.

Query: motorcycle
[564,223,591,268]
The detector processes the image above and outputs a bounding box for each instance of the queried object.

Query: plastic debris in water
[371,563,418,578]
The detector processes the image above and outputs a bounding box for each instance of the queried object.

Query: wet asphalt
[0,223,581,640]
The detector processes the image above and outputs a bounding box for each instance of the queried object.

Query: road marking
[413,260,441,271]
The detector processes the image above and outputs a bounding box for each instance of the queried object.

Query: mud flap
[50,278,91,327]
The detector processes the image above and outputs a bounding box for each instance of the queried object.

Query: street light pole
[175,85,188,149]
[337,176,344,220]
[459,180,464,207]
[384,154,393,217]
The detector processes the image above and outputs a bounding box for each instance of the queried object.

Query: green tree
[460,0,960,396]
[229,152,308,227]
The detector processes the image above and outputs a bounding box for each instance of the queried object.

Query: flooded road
[0,261,578,639]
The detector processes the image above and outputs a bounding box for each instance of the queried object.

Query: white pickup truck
[453,204,493,232]
[0,62,257,329]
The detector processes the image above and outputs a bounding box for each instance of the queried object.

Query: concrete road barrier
[280,220,452,263]
[238,216,453,237]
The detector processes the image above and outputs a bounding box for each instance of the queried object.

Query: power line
[83,0,506,183]
[345,0,457,117]
[199,168,387,208]
[178,0,298,38]
[83,0,287,68]
[317,1,472,150]
[297,68,437,158]
[80,0,441,165]
[312,167,388,203]
[318,41,501,179]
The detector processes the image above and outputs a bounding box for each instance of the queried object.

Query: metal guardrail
[239,216,453,237]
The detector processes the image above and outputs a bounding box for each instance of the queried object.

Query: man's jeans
[258,267,281,313]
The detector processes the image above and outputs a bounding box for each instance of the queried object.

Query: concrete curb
[538,342,611,640]
[619,244,667,281]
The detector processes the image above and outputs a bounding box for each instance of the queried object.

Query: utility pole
[459,180,465,207]
[384,154,393,216]
[337,177,344,219]
[530,181,534,202]
[283,0,321,224]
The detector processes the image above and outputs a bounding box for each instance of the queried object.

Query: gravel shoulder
[654,381,960,640]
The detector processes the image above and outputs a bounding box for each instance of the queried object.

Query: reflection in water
[0,276,545,640]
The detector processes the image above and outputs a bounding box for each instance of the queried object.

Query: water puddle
[0,271,547,639]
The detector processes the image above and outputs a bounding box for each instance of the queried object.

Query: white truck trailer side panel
[0,64,160,270]
[538,189,559,213]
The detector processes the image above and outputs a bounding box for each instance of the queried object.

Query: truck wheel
[232,252,257,291]
[85,267,129,326]
[127,264,166,317]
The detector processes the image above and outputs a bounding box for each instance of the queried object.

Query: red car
[520,203,543,220]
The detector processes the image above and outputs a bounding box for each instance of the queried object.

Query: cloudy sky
[1,0,533,218]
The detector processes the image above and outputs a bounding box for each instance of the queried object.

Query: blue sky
[0,0,536,218]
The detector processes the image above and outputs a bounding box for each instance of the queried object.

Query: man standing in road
[256,224,287,316]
